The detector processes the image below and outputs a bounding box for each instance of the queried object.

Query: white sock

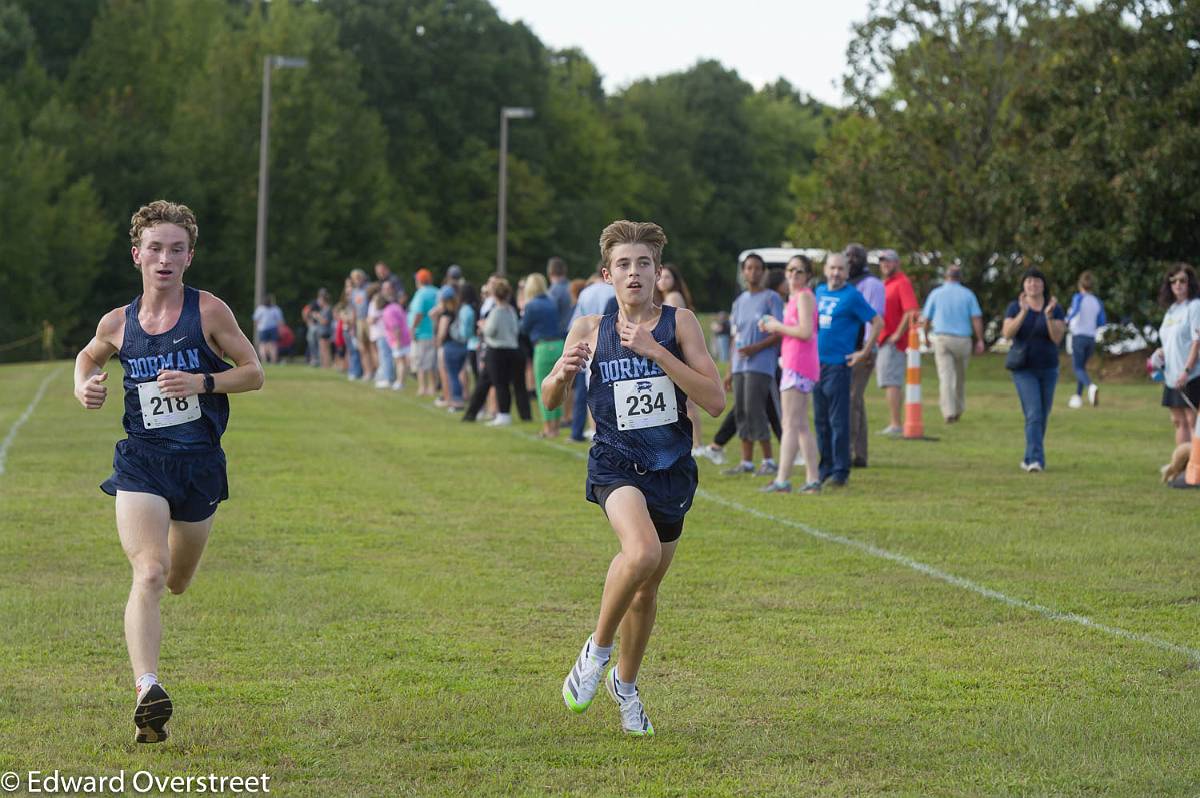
[588,636,613,665]
[763,458,777,467]
[613,674,637,698]
[740,460,753,468]
[135,673,158,697]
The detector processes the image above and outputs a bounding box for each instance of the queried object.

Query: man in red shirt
[876,250,919,435]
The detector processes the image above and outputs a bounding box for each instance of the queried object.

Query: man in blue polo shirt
[921,264,985,422]
[814,252,882,486]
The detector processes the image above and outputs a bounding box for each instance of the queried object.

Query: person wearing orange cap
[408,268,440,396]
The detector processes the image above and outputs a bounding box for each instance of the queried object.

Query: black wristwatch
[203,373,215,394]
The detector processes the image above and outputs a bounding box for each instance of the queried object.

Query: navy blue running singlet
[588,305,692,471]
[118,286,231,451]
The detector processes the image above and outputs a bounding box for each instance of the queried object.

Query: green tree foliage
[0,63,111,354]
[1015,0,1200,325]
[9,0,101,78]
[60,0,395,328]
[321,0,548,281]
[796,0,1199,329]
[794,0,1063,315]
[617,64,831,308]
[2,0,845,361]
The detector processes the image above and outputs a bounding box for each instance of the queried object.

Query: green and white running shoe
[605,668,654,737]
[562,637,608,713]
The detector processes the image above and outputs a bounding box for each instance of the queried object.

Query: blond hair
[129,200,198,250]
[598,220,667,269]
[523,273,548,303]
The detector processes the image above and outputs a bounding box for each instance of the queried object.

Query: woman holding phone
[1001,267,1066,472]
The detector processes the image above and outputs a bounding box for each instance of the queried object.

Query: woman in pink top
[758,255,820,493]
[383,294,411,390]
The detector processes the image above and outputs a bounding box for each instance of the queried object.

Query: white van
[734,247,829,289]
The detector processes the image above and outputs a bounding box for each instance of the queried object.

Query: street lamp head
[502,106,535,120]
[271,55,309,69]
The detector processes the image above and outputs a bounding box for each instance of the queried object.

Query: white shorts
[411,339,436,371]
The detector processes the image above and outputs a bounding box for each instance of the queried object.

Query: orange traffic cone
[902,323,924,439]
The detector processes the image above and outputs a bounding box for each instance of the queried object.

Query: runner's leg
[592,487,663,647]
[165,514,215,595]
[116,491,172,679]
[615,538,678,684]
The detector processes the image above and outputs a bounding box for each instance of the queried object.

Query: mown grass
[1,354,1197,797]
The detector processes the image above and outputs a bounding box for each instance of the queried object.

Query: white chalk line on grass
[0,368,60,477]
[394,391,1200,663]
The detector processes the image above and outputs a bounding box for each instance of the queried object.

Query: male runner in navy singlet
[542,221,725,736]
[73,201,264,743]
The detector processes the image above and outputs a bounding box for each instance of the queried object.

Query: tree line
[1,0,1196,360]
[793,0,1199,332]
[0,0,829,357]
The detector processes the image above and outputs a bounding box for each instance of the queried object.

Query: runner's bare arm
[74,308,123,409]
[156,293,264,399]
[542,315,600,410]
[619,309,724,417]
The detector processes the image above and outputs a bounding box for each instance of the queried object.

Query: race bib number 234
[613,375,678,431]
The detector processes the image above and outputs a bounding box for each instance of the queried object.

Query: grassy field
[1,354,1198,797]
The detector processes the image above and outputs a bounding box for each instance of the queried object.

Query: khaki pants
[849,349,876,465]
[933,334,972,419]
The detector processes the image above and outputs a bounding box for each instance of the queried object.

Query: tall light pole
[254,54,308,308]
[496,106,534,277]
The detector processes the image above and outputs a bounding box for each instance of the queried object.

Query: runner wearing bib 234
[540,220,724,737]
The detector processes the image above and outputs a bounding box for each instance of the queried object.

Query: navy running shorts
[100,438,228,522]
[585,445,698,543]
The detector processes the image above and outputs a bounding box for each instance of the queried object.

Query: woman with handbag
[1002,267,1066,472]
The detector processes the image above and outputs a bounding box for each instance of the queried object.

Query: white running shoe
[1088,383,1099,406]
[1068,394,1083,409]
[605,668,654,737]
[562,638,608,713]
[487,413,512,427]
[700,445,726,466]
[133,683,172,744]
[374,379,390,389]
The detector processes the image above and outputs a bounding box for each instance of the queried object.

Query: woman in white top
[1155,263,1200,445]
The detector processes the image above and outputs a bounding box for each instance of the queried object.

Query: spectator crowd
[254,248,1200,488]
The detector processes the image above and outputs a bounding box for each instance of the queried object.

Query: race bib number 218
[138,380,201,429]
[613,375,678,431]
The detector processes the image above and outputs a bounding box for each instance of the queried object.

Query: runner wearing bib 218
[73,200,264,745]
